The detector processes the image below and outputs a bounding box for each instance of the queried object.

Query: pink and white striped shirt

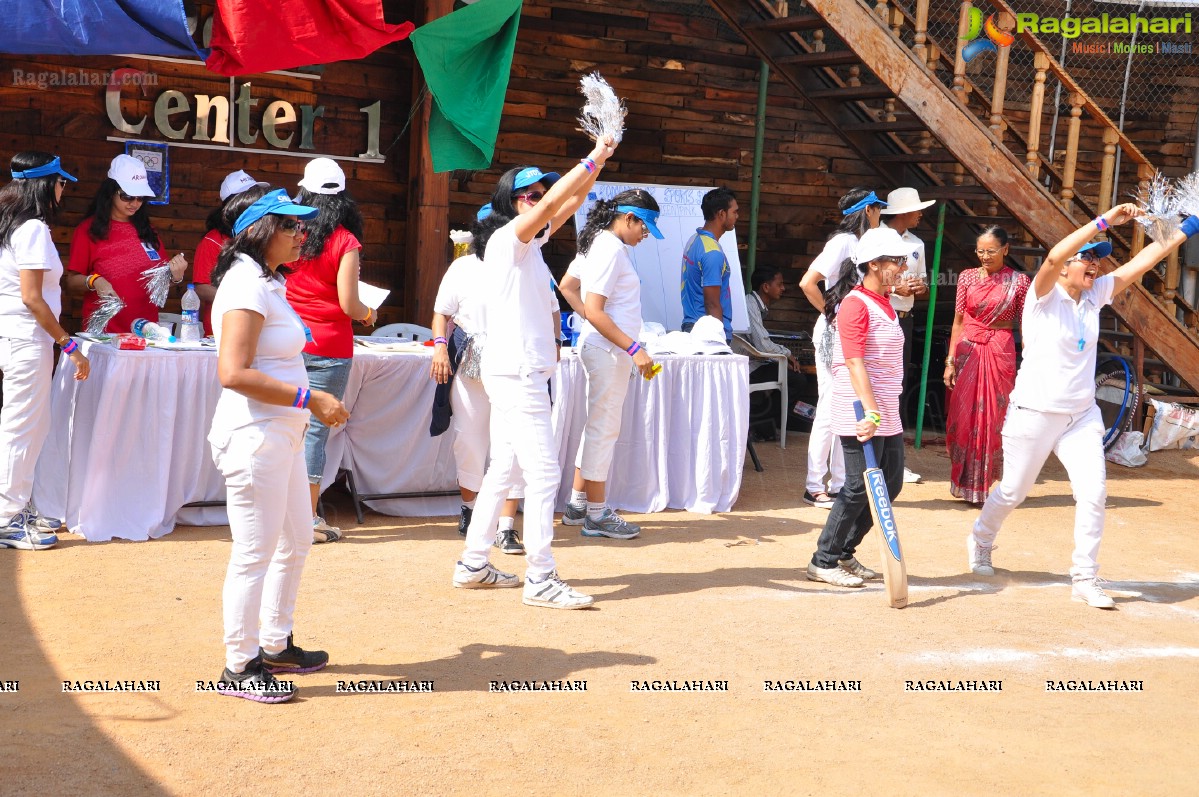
[830,287,905,437]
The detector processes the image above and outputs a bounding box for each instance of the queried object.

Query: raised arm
[1109,217,1198,295]
[1034,203,1141,299]
[514,137,616,243]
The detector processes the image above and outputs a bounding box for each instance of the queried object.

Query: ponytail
[822,257,864,325]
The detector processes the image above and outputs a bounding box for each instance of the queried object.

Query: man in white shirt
[880,187,932,483]
[743,269,805,438]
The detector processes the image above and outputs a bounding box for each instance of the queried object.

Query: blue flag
[0,0,205,58]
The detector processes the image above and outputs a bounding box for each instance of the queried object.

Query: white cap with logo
[108,154,155,197]
[298,157,346,195]
[220,170,269,201]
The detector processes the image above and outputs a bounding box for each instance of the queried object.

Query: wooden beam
[745,14,824,32]
[405,0,454,326]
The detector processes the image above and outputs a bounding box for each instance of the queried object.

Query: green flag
[410,0,523,172]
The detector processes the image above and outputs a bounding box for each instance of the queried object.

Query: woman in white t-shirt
[968,202,1199,610]
[798,187,886,510]
[556,189,662,540]
[207,187,348,702]
[452,135,615,610]
[0,152,88,551]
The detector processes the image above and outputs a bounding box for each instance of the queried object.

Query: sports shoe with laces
[803,490,836,509]
[581,509,640,539]
[312,516,342,543]
[561,502,586,526]
[903,467,923,484]
[453,560,520,589]
[261,634,329,674]
[523,571,594,609]
[494,528,525,555]
[839,557,881,581]
[806,562,865,588]
[967,535,995,576]
[23,502,62,532]
[1072,577,1116,609]
[217,655,296,703]
[0,512,56,551]
[458,504,472,536]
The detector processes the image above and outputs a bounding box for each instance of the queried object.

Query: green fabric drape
[410,0,524,172]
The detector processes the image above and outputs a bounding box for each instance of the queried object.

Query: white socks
[498,516,515,532]
[587,501,607,521]
[569,490,587,508]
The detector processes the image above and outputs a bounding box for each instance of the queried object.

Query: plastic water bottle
[131,318,177,343]
[566,312,582,346]
[179,284,203,342]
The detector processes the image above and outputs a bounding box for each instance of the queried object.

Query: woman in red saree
[945,227,1031,504]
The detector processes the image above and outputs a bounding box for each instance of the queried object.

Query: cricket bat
[853,401,908,609]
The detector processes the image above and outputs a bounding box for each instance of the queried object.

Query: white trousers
[805,315,845,494]
[973,404,1106,579]
[462,371,559,579]
[211,418,313,672]
[0,336,53,520]
[575,343,632,481]
[450,373,523,498]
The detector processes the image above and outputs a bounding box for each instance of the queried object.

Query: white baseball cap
[298,157,346,195]
[220,170,268,201]
[879,187,935,215]
[108,154,155,197]
[854,226,915,264]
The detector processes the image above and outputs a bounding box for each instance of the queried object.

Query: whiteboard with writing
[572,181,748,333]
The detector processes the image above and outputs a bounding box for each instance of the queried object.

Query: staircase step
[807,84,894,100]
[842,120,929,132]
[777,51,861,67]
[746,14,825,32]
[871,152,960,163]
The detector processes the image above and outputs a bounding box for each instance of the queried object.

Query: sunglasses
[56,178,69,189]
[875,255,908,265]
[514,190,545,204]
[279,218,307,236]
[975,248,1003,256]
[1071,251,1099,262]
[117,191,145,203]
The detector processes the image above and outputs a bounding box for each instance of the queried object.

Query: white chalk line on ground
[906,646,1199,665]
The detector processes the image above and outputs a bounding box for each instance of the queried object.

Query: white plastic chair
[733,334,788,449]
[373,323,434,342]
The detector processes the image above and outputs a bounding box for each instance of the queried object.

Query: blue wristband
[1181,215,1199,238]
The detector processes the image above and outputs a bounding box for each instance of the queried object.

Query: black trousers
[811,434,905,568]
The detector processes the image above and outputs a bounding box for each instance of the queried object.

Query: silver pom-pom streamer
[1171,170,1199,220]
[140,262,174,307]
[1134,172,1180,245]
[86,293,125,334]
[577,72,626,144]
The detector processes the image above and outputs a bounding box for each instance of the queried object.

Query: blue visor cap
[477,203,493,222]
[841,190,887,216]
[513,167,561,191]
[617,205,665,239]
[233,189,318,235]
[1078,240,1113,259]
[11,156,76,183]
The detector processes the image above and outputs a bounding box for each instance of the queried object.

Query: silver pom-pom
[577,72,626,144]
[1171,171,1199,220]
[139,262,173,307]
[86,293,125,334]
[1134,172,1180,244]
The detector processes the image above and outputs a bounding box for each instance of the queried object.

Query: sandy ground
[3,437,1198,796]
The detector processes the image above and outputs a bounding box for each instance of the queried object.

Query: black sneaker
[458,504,472,537]
[495,528,525,555]
[217,655,297,703]
[260,634,329,674]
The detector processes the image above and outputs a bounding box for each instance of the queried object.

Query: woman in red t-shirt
[194,170,268,335]
[287,158,376,543]
[66,154,187,332]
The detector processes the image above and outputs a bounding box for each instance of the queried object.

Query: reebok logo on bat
[866,470,902,562]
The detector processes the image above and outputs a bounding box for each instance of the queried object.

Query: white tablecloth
[34,342,748,541]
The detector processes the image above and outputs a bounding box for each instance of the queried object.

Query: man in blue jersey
[681,187,738,342]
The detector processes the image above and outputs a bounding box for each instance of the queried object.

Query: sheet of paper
[358,281,390,310]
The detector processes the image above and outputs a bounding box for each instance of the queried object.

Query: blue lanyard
[1075,301,1087,352]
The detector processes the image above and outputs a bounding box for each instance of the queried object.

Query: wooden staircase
[707,0,1199,392]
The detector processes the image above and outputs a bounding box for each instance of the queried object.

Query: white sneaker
[312,516,343,543]
[903,467,922,484]
[453,561,520,589]
[967,535,995,576]
[805,562,865,588]
[1072,577,1116,609]
[839,557,881,581]
[523,571,594,609]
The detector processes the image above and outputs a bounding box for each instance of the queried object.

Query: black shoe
[260,634,329,674]
[217,655,297,703]
[495,528,525,555]
[458,504,472,537]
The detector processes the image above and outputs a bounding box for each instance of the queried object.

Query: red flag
[207,0,414,76]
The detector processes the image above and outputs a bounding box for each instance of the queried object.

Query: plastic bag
[1105,431,1147,467]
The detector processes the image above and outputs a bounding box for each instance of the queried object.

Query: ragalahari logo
[961,8,1016,62]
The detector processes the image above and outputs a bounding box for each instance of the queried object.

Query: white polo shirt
[0,219,63,339]
[883,225,926,314]
[1009,275,1115,414]
[478,218,558,376]
[576,230,642,352]
[806,232,858,291]
[210,254,310,432]
[433,253,485,336]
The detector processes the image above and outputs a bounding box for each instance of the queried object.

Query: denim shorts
[302,353,353,484]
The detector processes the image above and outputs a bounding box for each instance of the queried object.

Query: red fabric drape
[207,0,413,76]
